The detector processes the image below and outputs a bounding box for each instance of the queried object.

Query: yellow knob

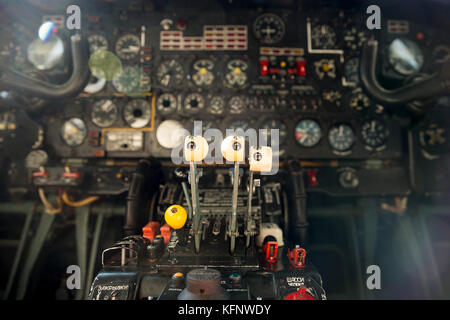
[233,67,241,74]
[165,205,187,229]
[322,64,330,72]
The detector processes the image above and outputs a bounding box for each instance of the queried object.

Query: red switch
[306,170,318,187]
[297,59,306,77]
[288,246,306,268]
[260,58,269,76]
[262,241,278,263]
[142,221,161,242]
[160,223,172,244]
[284,288,315,300]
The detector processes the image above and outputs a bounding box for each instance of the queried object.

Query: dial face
[230,120,250,133]
[343,27,367,51]
[328,124,356,152]
[253,13,285,44]
[157,60,185,87]
[432,45,450,64]
[295,119,322,147]
[419,123,448,147]
[112,66,141,94]
[91,99,118,128]
[123,99,151,128]
[88,34,108,53]
[184,93,205,113]
[208,96,225,115]
[388,38,424,75]
[224,59,248,88]
[115,34,140,60]
[344,57,360,84]
[339,169,359,189]
[229,96,246,114]
[61,118,87,147]
[361,119,389,148]
[311,25,337,49]
[25,150,48,169]
[157,93,177,115]
[192,59,215,86]
[27,35,64,70]
[349,90,371,111]
[261,120,288,145]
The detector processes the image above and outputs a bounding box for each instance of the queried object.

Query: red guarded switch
[306,170,318,187]
[160,223,172,244]
[262,241,278,263]
[142,221,161,242]
[288,246,306,268]
[260,58,269,76]
[297,60,306,77]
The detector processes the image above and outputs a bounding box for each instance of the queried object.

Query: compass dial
[91,99,118,128]
[295,119,322,147]
[328,123,356,152]
[157,60,185,87]
[115,34,140,60]
[157,93,177,115]
[361,119,389,149]
[311,25,337,49]
[253,13,285,44]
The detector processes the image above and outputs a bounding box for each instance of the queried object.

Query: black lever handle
[0,34,90,100]
[360,39,450,107]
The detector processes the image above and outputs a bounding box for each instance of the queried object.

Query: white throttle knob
[249,146,272,172]
[184,135,209,162]
[221,135,244,162]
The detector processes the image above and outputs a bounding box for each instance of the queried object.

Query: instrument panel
[0,0,449,163]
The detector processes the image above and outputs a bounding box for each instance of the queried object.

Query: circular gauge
[61,118,87,147]
[419,123,448,149]
[229,96,246,114]
[432,45,450,64]
[328,124,356,152]
[253,13,285,44]
[91,99,118,128]
[261,120,288,145]
[311,25,337,49]
[209,96,225,115]
[184,93,205,114]
[388,38,424,76]
[361,119,389,148]
[224,59,248,88]
[27,34,64,70]
[295,119,322,147]
[192,59,215,86]
[25,150,48,169]
[230,120,250,133]
[156,120,186,149]
[344,57,360,84]
[349,90,371,111]
[338,169,359,189]
[112,66,140,94]
[343,27,367,51]
[157,60,185,87]
[88,34,108,53]
[157,93,177,115]
[123,99,151,128]
[115,34,140,60]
